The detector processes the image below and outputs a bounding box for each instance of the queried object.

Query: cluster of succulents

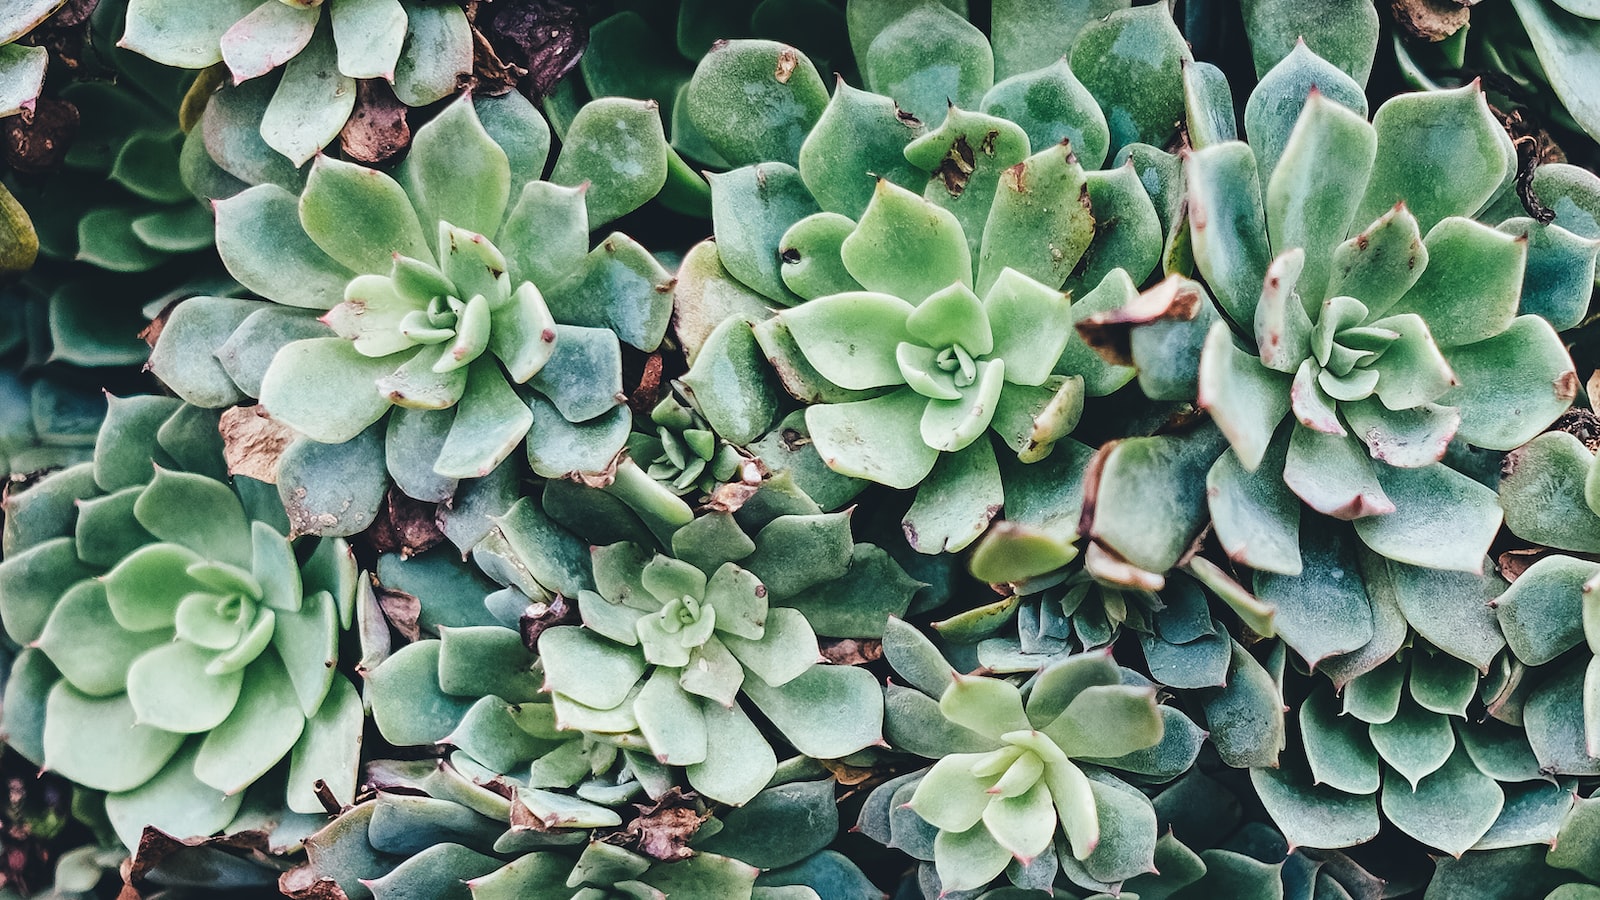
[4,1,1600,898]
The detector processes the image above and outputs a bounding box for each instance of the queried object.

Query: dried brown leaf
[339,79,410,165]
[219,405,295,483]
[819,638,883,667]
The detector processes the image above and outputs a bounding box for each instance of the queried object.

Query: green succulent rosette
[1189,81,1575,576]
[148,90,674,530]
[120,0,472,165]
[537,534,884,806]
[773,175,1106,554]
[281,756,863,900]
[629,392,753,500]
[0,395,362,850]
[868,620,1201,895]
[669,14,1199,550]
[1497,429,1600,761]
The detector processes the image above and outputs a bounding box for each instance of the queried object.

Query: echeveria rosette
[366,624,666,832]
[153,90,674,504]
[284,757,846,900]
[1183,74,1577,580]
[0,396,362,850]
[1497,430,1600,758]
[121,0,471,164]
[1255,648,1584,859]
[779,174,1095,554]
[538,539,884,807]
[874,622,1176,894]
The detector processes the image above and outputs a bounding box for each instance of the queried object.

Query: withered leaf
[219,405,296,483]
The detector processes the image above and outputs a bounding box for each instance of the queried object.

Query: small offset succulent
[120,0,471,164]
[629,392,751,499]
[869,619,1197,894]
[0,396,361,850]
[150,90,674,513]
[539,534,883,805]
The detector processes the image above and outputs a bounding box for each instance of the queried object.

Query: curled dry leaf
[1389,0,1472,42]
[2,96,79,172]
[339,80,411,166]
[218,405,296,483]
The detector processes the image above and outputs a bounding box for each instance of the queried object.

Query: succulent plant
[1073,43,1584,672]
[119,0,472,165]
[629,391,753,499]
[148,89,675,519]
[538,532,884,805]
[1257,646,1583,858]
[868,619,1201,894]
[4,0,265,277]
[1189,67,1575,574]
[281,754,861,900]
[0,395,362,850]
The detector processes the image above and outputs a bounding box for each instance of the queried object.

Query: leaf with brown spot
[1076,274,1203,367]
[1389,0,1471,41]
[613,788,709,861]
[519,593,576,651]
[820,758,875,786]
[219,405,296,483]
